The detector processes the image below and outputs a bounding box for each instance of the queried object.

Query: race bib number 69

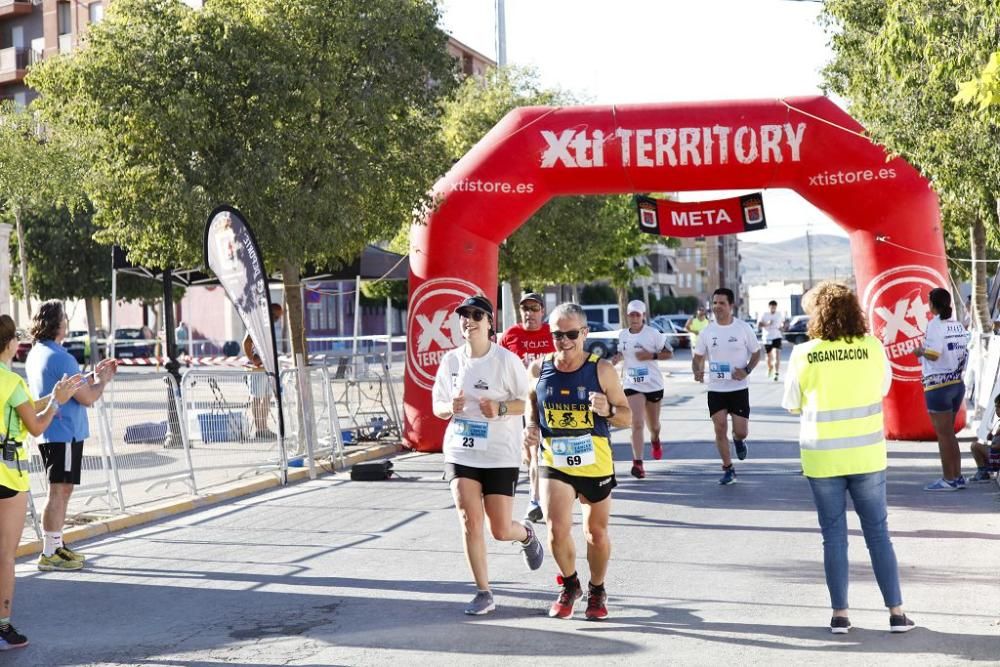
[550,434,596,467]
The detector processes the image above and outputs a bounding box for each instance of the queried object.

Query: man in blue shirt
[26,300,118,571]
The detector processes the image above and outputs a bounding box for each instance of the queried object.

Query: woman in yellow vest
[0,315,82,651]
[781,282,915,635]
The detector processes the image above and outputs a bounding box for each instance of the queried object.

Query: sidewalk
[10,350,999,666]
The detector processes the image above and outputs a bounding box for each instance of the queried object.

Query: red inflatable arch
[405,96,961,452]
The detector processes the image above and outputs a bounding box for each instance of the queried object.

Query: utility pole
[496,0,515,329]
[806,228,814,289]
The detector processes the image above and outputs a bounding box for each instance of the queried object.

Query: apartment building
[0,0,207,106]
[642,235,742,308]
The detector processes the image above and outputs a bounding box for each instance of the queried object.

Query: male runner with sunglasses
[499,293,555,523]
[524,303,630,620]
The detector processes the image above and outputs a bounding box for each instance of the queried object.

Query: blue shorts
[924,381,964,414]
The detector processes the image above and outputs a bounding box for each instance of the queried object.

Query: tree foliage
[27,0,457,356]
[821,0,1000,325]
[438,67,670,305]
[0,101,86,310]
[8,204,163,303]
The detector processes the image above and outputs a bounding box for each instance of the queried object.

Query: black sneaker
[734,439,748,461]
[0,624,28,650]
[890,614,915,633]
[830,616,851,634]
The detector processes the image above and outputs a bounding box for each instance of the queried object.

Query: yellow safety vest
[0,368,31,492]
[792,335,887,478]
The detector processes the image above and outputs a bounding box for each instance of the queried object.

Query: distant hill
[740,234,853,286]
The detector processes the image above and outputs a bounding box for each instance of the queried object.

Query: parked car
[650,314,692,348]
[113,327,157,358]
[580,304,622,328]
[63,329,108,364]
[582,321,619,359]
[784,316,810,344]
[648,316,682,349]
[14,333,32,363]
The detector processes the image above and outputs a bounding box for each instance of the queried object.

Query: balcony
[0,46,28,84]
[0,0,33,19]
[58,33,73,55]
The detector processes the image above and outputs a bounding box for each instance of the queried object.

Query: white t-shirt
[758,311,784,342]
[431,343,529,468]
[921,316,970,389]
[618,325,672,393]
[693,320,761,392]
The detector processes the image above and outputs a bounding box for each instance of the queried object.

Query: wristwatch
[498,401,508,417]
[744,365,753,375]
[605,404,616,419]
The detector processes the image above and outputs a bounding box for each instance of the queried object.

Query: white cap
[626,300,646,315]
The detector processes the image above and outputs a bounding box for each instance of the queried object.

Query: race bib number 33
[550,434,596,468]
[709,362,732,381]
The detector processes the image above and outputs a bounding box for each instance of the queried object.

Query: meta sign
[635,193,767,238]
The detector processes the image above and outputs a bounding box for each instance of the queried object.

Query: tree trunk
[972,215,990,331]
[282,260,307,365]
[13,206,31,317]
[84,296,102,367]
[509,274,522,323]
[616,285,628,325]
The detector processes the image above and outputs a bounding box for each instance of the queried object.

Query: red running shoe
[585,586,608,621]
[549,576,583,619]
[651,439,662,460]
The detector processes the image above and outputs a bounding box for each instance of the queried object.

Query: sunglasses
[551,328,585,341]
[520,304,542,313]
[458,309,487,321]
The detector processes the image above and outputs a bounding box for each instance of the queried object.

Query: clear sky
[438,0,847,244]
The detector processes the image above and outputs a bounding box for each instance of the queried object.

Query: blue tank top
[536,353,613,477]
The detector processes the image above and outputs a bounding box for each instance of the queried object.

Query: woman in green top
[0,315,82,651]
[685,306,710,348]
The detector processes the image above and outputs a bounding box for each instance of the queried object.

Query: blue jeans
[807,470,902,610]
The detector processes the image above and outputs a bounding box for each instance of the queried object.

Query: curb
[17,442,403,559]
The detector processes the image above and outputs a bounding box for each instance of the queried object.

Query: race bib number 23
[449,419,489,451]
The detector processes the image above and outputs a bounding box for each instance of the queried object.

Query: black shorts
[764,339,783,352]
[540,466,616,504]
[444,463,519,497]
[707,389,751,419]
[624,388,664,403]
[38,440,85,485]
[0,484,20,499]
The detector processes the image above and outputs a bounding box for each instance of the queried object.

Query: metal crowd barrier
[19,357,406,543]
[180,370,287,489]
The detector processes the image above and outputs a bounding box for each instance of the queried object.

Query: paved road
[10,351,1000,665]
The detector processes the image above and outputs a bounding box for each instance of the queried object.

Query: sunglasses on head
[551,328,584,341]
[458,309,487,321]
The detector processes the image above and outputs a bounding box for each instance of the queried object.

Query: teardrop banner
[635,193,767,238]
[203,205,287,480]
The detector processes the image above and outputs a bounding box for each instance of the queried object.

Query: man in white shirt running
[757,300,785,381]
[692,288,761,485]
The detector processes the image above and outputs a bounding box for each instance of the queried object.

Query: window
[57,1,71,35]
[89,2,104,24]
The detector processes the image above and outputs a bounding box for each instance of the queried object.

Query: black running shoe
[830,616,851,634]
[0,624,28,650]
[890,614,915,633]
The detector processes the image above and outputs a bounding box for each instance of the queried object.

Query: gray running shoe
[520,520,544,571]
[525,502,543,523]
[464,590,496,615]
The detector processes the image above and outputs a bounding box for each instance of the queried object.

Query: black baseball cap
[519,292,544,307]
[455,295,494,318]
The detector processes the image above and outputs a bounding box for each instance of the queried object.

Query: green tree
[438,67,670,318]
[0,101,85,316]
[27,0,456,360]
[822,0,1000,329]
[9,203,167,361]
